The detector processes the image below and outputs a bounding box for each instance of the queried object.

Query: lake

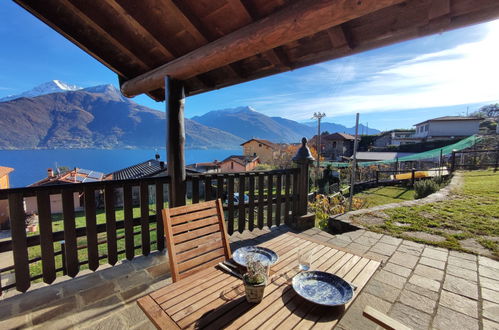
[0,149,239,188]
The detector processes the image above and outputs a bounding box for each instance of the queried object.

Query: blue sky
[1,2,498,131]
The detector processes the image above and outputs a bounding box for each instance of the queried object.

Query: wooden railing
[0,168,300,294]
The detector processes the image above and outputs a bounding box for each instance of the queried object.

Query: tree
[470,103,499,118]
[271,144,319,169]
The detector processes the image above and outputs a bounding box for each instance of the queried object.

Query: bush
[308,194,365,229]
[414,179,440,199]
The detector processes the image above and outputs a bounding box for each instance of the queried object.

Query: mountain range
[0,81,380,150]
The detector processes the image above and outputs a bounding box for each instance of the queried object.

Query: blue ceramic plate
[232,246,279,267]
[292,271,354,306]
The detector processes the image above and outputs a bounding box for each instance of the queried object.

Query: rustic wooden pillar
[291,138,315,230]
[166,76,186,207]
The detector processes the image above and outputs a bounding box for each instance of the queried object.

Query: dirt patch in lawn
[404,231,447,243]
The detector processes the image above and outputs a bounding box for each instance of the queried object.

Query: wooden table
[138,233,381,329]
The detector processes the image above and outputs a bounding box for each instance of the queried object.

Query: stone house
[317,133,357,161]
[241,139,278,164]
[219,155,260,172]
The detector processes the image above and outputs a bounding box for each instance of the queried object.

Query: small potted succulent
[243,256,268,303]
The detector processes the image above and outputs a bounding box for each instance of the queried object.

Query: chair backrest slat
[163,199,232,282]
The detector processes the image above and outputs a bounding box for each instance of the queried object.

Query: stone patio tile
[433,305,479,330]
[311,234,331,242]
[131,320,157,330]
[327,238,350,248]
[398,290,436,314]
[363,251,390,263]
[389,252,419,269]
[129,251,167,270]
[356,236,380,247]
[480,276,499,292]
[72,295,124,326]
[401,239,423,248]
[301,228,322,236]
[414,264,444,281]
[81,314,127,330]
[482,288,499,303]
[120,283,151,303]
[375,270,406,289]
[480,265,498,280]
[419,256,446,270]
[362,231,383,240]
[483,319,499,330]
[443,274,478,300]
[336,292,392,330]
[383,262,412,278]
[421,247,448,261]
[344,242,370,255]
[408,274,441,292]
[16,285,64,312]
[30,296,78,326]
[79,282,117,306]
[378,235,402,246]
[364,279,402,303]
[448,255,477,271]
[32,315,78,330]
[115,269,151,291]
[483,301,499,323]
[388,302,432,330]
[439,290,478,318]
[479,256,499,270]
[120,303,149,327]
[369,242,398,256]
[446,264,478,282]
[449,250,477,261]
[317,230,334,238]
[404,283,439,300]
[397,244,423,256]
[146,262,170,279]
[0,313,30,329]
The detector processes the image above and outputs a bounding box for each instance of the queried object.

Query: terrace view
[0,0,499,329]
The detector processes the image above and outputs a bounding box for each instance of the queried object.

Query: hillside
[0,85,244,150]
[192,106,380,143]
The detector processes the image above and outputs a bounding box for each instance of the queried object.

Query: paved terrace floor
[0,225,498,329]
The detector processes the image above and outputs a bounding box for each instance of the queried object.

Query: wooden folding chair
[162,199,232,282]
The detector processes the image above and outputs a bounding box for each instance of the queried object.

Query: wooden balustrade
[0,168,300,294]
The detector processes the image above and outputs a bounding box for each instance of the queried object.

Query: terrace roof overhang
[13,0,499,101]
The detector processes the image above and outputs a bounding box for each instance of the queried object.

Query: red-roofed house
[219,155,260,172]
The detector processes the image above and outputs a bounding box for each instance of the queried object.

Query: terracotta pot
[26,224,37,233]
[243,279,267,303]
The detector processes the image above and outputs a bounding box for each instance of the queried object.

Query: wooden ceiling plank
[429,0,450,19]
[121,0,405,97]
[60,0,151,71]
[104,0,175,60]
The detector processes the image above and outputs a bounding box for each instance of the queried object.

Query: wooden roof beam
[121,0,405,98]
[327,25,355,49]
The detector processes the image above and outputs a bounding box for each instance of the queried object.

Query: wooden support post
[411,168,416,186]
[375,171,379,185]
[166,76,186,207]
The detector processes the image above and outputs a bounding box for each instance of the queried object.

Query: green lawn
[363,169,499,258]
[355,185,415,208]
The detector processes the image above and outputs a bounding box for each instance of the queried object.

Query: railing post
[450,150,456,173]
[375,171,379,185]
[291,138,315,230]
[411,168,416,186]
[60,241,67,276]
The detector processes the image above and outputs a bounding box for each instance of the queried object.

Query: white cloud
[261,20,499,120]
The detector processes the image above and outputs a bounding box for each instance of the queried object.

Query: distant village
[0,114,495,229]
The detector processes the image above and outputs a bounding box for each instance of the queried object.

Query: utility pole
[349,113,360,211]
[312,112,326,169]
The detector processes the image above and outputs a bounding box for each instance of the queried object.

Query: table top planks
[137,232,381,329]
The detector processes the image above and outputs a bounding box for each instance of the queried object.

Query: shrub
[308,194,365,229]
[414,179,440,199]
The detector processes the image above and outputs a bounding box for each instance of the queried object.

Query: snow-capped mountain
[0,80,82,102]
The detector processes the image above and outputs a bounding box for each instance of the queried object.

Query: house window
[425,125,428,131]
[333,141,337,148]
[259,143,262,147]
[253,152,256,156]
[231,162,234,169]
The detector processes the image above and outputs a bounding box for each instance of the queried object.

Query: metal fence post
[450,150,456,173]
[411,168,416,186]
[375,171,379,185]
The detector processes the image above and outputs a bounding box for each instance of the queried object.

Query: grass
[362,169,499,258]
[355,185,415,208]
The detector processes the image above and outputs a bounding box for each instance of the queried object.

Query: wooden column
[166,76,186,207]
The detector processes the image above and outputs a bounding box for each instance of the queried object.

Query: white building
[413,116,482,140]
[373,130,419,147]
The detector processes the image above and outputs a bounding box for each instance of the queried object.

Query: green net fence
[322,135,482,168]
